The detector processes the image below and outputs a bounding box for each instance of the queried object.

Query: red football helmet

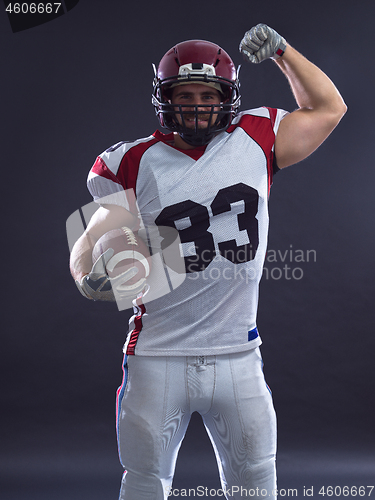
[152,40,241,146]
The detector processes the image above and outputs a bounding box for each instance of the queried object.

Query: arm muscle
[274,45,347,169]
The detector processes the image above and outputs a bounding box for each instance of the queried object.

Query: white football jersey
[87,107,287,356]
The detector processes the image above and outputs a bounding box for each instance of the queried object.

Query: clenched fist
[239,24,287,64]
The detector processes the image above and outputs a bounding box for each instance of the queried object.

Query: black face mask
[160,102,235,146]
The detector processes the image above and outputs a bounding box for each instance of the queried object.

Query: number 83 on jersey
[155,182,260,274]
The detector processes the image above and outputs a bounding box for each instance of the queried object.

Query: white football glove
[75,248,115,301]
[239,23,287,64]
[76,248,148,304]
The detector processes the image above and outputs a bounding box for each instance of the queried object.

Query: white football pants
[117,348,277,500]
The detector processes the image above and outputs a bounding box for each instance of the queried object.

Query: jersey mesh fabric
[87,107,287,356]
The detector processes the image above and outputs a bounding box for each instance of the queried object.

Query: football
[92,227,151,291]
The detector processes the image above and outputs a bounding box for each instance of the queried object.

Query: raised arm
[273,44,347,168]
[239,24,347,169]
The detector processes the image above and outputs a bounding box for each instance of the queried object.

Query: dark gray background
[1,0,374,498]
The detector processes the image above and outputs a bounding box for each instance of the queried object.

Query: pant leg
[117,355,191,500]
[201,348,277,499]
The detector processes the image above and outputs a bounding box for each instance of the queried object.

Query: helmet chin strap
[178,130,216,147]
[177,121,217,146]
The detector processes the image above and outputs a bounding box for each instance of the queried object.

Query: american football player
[69,24,346,499]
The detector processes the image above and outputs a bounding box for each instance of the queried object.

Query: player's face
[170,83,222,129]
